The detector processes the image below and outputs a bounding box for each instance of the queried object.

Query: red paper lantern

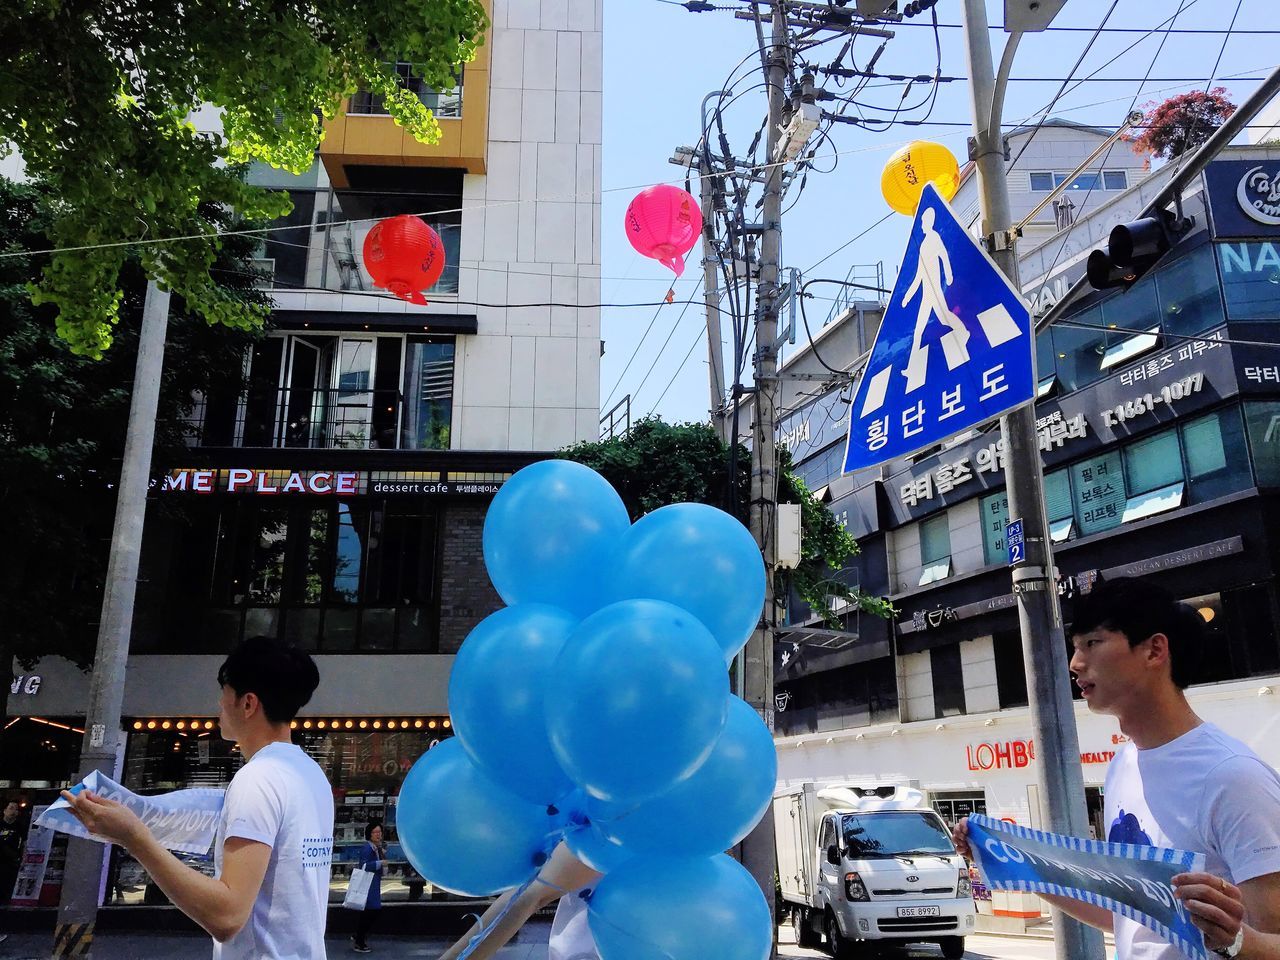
[625,184,703,278]
[363,215,447,305]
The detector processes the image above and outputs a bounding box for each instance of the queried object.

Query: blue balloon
[449,604,579,805]
[588,854,772,960]
[396,739,563,897]
[613,503,765,663]
[597,696,776,858]
[564,817,630,874]
[483,460,630,618]
[545,599,729,806]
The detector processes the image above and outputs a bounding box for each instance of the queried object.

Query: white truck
[774,782,976,959]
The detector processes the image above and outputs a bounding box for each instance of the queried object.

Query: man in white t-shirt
[956,577,1280,960]
[61,637,334,959]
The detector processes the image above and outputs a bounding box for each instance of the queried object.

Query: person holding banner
[59,637,334,960]
[955,578,1280,960]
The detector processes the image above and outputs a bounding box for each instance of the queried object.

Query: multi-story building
[5,0,604,909]
[951,118,1154,244]
[770,140,1280,926]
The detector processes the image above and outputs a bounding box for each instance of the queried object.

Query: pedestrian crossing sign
[843,181,1035,473]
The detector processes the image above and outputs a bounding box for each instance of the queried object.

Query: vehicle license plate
[896,906,941,918]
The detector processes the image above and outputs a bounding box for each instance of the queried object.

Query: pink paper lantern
[624,185,703,279]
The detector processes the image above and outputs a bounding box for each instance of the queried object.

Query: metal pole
[740,0,785,932]
[959,5,1104,960]
[54,280,171,958]
[699,160,729,441]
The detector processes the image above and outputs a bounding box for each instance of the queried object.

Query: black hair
[365,820,383,841]
[217,636,320,723]
[1068,577,1204,689]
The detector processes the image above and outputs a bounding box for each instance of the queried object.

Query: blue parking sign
[1006,518,1025,565]
[843,182,1035,473]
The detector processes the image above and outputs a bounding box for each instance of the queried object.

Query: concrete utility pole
[739,0,787,926]
[959,4,1103,960]
[54,281,171,959]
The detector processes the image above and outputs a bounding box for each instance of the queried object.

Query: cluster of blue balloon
[395,460,776,960]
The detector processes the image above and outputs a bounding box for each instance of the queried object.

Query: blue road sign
[1006,518,1025,565]
[843,182,1036,473]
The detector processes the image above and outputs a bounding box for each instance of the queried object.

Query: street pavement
[0,922,1110,960]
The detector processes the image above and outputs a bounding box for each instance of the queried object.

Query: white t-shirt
[549,888,600,960]
[1104,722,1280,960]
[213,742,334,960]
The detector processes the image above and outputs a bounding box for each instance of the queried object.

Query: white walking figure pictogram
[901,207,971,392]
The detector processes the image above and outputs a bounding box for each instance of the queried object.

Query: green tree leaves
[0,0,488,356]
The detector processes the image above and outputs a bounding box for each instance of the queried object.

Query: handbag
[343,865,373,911]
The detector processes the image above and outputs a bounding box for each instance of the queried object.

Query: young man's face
[217,685,245,743]
[3,801,18,822]
[1069,626,1155,717]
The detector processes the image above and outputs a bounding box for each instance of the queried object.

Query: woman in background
[352,821,386,953]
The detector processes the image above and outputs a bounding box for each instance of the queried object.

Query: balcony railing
[189,387,451,452]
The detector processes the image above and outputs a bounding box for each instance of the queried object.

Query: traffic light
[1086,216,1171,290]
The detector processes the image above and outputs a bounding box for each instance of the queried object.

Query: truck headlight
[845,871,870,902]
[958,869,972,897]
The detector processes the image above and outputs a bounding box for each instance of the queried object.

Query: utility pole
[959,4,1103,960]
[740,0,788,929]
[699,157,729,442]
[54,281,171,959]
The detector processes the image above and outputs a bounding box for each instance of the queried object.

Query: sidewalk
[0,925,553,960]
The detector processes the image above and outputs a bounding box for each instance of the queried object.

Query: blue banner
[38,770,225,855]
[967,814,1207,960]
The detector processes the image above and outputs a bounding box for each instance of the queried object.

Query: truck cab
[776,783,976,959]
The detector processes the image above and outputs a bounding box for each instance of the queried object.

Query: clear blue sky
[597,0,1277,427]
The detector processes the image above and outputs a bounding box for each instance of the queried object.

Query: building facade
[4,0,604,908]
[772,143,1280,923]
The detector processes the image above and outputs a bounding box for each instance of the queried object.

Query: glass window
[1050,305,1107,392]
[1158,246,1225,337]
[1071,451,1125,536]
[1103,170,1128,190]
[401,338,455,450]
[1045,468,1074,541]
[1030,172,1055,191]
[1125,430,1182,495]
[1218,242,1280,320]
[1100,275,1161,369]
[350,63,463,118]
[919,514,951,585]
[980,492,1009,566]
[1184,407,1251,503]
[1245,401,1280,488]
[931,643,966,717]
[993,629,1029,708]
[1064,172,1101,192]
[841,811,954,857]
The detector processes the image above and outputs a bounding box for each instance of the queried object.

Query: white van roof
[816,785,929,813]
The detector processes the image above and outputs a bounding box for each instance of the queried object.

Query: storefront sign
[886,335,1237,524]
[369,478,501,495]
[163,468,360,495]
[776,385,852,463]
[1205,159,1280,240]
[9,806,54,908]
[966,739,1035,770]
[968,814,1208,960]
[9,674,41,696]
[901,573,1084,636]
[1098,536,1244,580]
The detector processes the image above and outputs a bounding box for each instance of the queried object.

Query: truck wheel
[940,936,966,959]
[797,909,822,949]
[825,912,859,960]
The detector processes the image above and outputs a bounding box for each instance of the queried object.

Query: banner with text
[38,771,225,855]
[967,814,1207,960]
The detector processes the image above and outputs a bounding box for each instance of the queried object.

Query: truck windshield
[841,812,955,858]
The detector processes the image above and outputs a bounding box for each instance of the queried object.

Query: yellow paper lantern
[881,141,961,216]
